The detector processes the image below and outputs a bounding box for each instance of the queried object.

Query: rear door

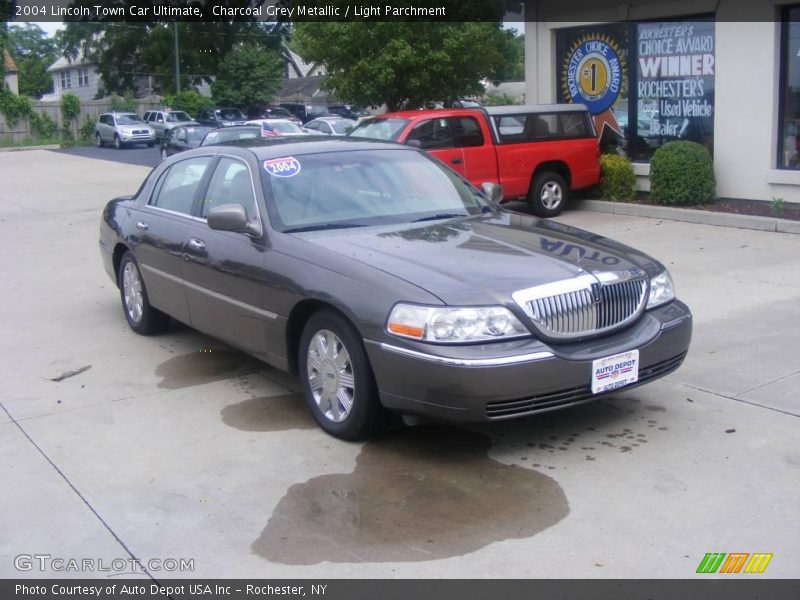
[132,154,215,323]
[405,118,465,176]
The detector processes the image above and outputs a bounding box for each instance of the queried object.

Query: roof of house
[273,75,334,103]
[47,50,92,72]
[3,49,17,72]
[282,45,319,78]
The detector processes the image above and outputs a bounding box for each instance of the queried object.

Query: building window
[557,19,715,162]
[77,68,89,87]
[60,70,72,90]
[779,6,800,169]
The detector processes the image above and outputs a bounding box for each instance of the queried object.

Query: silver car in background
[94,113,155,149]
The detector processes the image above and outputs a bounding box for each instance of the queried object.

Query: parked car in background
[196,107,248,128]
[199,125,262,146]
[247,105,302,126]
[350,105,600,217]
[143,109,197,141]
[160,125,215,160]
[95,113,155,149]
[443,99,483,108]
[99,139,691,440]
[278,102,330,124]
[327,105,369,121]
[304,116,357,136]
[244,119,309,136]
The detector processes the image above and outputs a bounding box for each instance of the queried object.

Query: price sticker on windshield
[264,157,301,178]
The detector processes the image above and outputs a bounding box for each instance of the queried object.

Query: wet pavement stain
[252,426,569,564]
[221,394,314,432]
[155,350,261,389]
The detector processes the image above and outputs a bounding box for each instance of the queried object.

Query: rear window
[494,112,593,143]
[349,118,409,141]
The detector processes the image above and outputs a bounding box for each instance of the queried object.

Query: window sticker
[264,157,301,177]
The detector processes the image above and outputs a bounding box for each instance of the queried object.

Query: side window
[559,112,592,137]
[200,158,256,220]
[143,112,151,122]
[156,112,164,123]
[406,118,454,150]
[525,114,560,139]
[149,156,213,215]
[449,117,484,148]
[495,115,525,140]
[306,122,320,131]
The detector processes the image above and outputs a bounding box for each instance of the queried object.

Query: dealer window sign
[635,22,715,158]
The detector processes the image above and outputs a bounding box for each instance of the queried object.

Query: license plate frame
[591,349,640,394]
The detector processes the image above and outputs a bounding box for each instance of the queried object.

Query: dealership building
[523,0,800,202]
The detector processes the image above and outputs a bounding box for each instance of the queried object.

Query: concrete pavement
[0,150,797,579]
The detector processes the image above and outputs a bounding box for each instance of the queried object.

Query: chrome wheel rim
[114,136,121,149]
[540,181,563,210]
[95,134,102,146]
[122,261,144,323]
[306,329,355,423]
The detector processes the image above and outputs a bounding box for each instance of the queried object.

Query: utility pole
[173,21,180,94]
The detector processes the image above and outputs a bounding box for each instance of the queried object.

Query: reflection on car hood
[297,211,663,305]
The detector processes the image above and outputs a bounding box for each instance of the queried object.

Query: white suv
[95,113,155,149]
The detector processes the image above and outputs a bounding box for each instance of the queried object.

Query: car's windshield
[261,149,492,232]
[268,108,292,118]
[216,109,246,121]
[349,118,409,141]
[116,115,144,125]
[330,120,355,134]
[271,121,304,134]
[201,127,260,145]
[166,111,192,122]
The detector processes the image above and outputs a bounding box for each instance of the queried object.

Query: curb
[574,199,800,235]
[0,144,62,152]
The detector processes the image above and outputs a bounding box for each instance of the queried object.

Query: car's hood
[297,211,663,306]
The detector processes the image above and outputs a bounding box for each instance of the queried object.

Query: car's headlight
[646,270,676,309]
[387,303,529,343]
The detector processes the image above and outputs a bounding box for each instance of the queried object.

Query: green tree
[7,24,58,98]
[293,22,511,111]
[211,42,283,109]
[58,17,285,96]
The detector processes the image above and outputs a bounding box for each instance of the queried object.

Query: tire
[298,310,387,440]
[95,133,103,147]
[160,147,168,161]
[528,171,568,218]
[114,134,123,150]
[117,252,170,335]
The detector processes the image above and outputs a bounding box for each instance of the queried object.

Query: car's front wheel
[114,134,123,150]
[528,171,567,218]
[160,147,168,160]
[299,311,387,440]
[95,132,104,147]
[118,252,170,335]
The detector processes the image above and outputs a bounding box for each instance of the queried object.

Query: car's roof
[224,137,410,159]
[310,116,355,122]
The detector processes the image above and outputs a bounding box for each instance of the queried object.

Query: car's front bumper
[364,300,692,422]
[119,133,156,143]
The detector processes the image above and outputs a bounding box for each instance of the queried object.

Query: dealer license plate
[591,350,640,394]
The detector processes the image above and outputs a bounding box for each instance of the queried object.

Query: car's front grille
[484,352,686,419]
[132,130,150,135]
[513,272,648,339]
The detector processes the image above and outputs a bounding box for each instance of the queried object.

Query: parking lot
[1,148,798,579]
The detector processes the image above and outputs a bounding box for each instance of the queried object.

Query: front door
[405,118,466,177]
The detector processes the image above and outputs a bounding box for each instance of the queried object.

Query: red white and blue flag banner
[261,122,281,137]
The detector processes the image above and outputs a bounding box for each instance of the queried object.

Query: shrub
[29,111,58,138]
[109,93,138,113]
[598,153,636,201]
[483,93,522,106]
[79,115,96,142]
[649,141,715,205]
[162,90,213,118]
[0,92,33,126]
[60,93,81,123]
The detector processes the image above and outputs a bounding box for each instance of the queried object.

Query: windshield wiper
[412,213,468,223]
[283,223,368,233]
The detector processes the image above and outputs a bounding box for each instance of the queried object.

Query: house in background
[3,50,19,95]
[43,51,100,101]
[282,45,326,79]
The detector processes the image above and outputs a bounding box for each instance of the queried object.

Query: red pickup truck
[350,105,600,217]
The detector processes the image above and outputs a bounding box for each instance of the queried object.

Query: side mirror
[208,204,260,237]
[406,139,422,148]
[480,182,503,204]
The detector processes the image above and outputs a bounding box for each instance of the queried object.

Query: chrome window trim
[146,154,216,217]
[205,153,265,238]
[144,205,206,222]
[140,264,278,321]
[371,341,553,367]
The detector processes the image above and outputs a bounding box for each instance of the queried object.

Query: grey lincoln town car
[99,138,692,440]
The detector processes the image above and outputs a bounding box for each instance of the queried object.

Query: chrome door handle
[136,221,149,231]
[186,238,206,251]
